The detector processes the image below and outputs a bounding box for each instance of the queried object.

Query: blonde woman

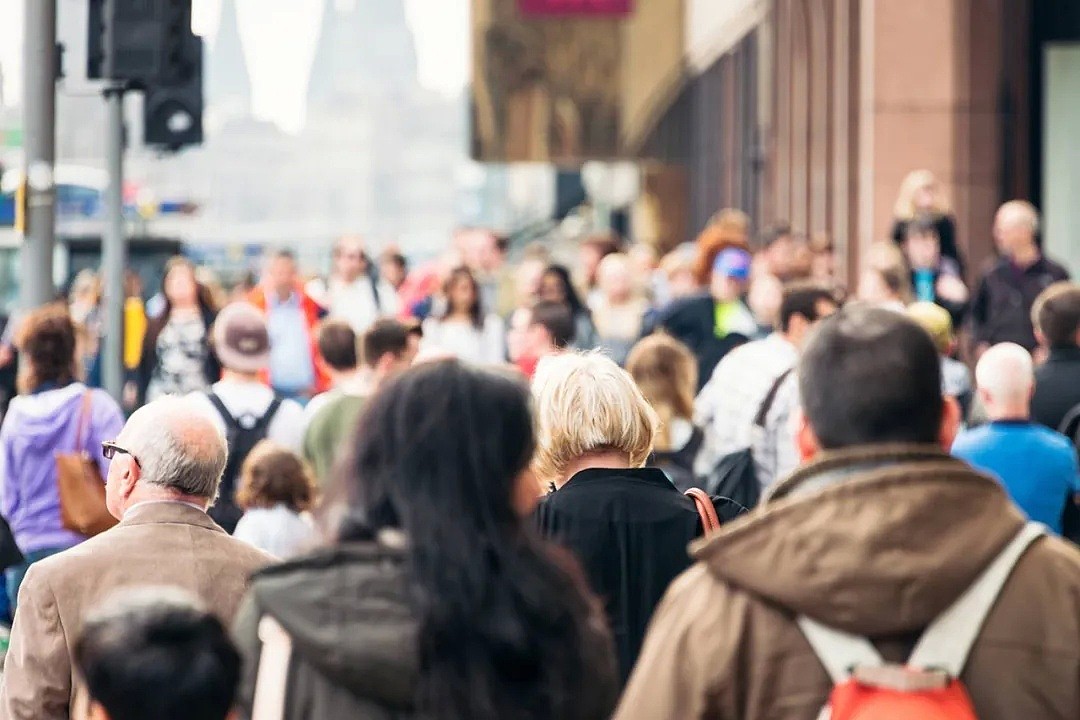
[891,169,963,273]
[626,334,703,491]
[533,352,742,684]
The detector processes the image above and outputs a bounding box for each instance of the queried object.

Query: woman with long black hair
[233,359,617,720]
[420,266,505,364]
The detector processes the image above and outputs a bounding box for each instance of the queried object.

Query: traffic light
[144,34,204,150]
[87,0,196,87]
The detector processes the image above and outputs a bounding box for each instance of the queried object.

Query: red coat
[247,286,330,394]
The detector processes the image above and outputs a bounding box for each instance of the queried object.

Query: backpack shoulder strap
[753,368,794,428]
[206,392,240,430]
[251,615,293,720]
[1058,403,1080,445]
[796,616,884,683]
[908,522,1045,676]
[252,397,284,432]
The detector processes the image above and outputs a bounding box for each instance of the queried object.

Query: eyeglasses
[102,441,141,469]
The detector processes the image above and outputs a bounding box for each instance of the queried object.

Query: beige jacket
[0,502,274,720]
[614,445,1080,720]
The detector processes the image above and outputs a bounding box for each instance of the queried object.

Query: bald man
[0,398,274,720]
[952,343,1080,535]
[971,200,1069,352]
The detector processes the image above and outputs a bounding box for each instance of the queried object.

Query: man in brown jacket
[0,397,274,720]
[616,305,1080,720]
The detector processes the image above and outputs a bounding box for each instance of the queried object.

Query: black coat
[970,256,1070,350]
[646,294,748,390]
[1033,347,1080,433]
[535,467,744,683]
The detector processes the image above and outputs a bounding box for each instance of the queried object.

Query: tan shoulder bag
[55,391,117,537]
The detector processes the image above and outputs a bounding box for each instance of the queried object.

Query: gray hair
[120,398,227,500]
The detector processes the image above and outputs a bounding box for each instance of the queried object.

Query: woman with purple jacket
[0,306,124,612]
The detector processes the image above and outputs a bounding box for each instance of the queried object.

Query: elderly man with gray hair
[971,200,1069,353]
[0,397,275,720]
[952,342,1080,535]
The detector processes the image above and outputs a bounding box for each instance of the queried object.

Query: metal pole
[19,0,57,309]
[101,88,125,401]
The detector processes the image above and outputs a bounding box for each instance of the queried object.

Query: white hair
[531,351,658,482]
[120,397,228,499]
[975,343,1034,405]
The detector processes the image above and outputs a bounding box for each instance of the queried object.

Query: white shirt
[187,379,306,453]
[233,504,316,558]
[421,315,506,365]
[327,276,400,334]
[694,333,798,481]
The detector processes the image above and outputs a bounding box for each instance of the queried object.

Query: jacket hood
[9,384,89,441]
[692,444,1026,636]
[250,539,419,710]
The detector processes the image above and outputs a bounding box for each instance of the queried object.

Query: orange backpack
[798,523,1044,720]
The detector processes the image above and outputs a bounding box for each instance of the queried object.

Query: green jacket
[302,393,368,486]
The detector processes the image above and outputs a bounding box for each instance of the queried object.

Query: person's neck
[447,309,472,322]
[555,450,631,489]
[1010,244,1040,269]
[987,406,1030,423]
[335,272,362,285]
[330,366,365,389]
[222,369,261,384]
[171,301,199,313]
[274,287,294,302]
[123,488,209,515]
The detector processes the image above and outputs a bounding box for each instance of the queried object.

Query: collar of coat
[691,443,1027,637]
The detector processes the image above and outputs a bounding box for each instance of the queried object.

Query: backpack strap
[907,522,1045,676]
[206,392,241,432]
[753,368,793,428]
[796,617,884,684]
[253,397,284,432]
[798,522,1045,683]
[251,615,293,720]
[685,488,721,533]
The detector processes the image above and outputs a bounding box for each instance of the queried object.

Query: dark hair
[236,441,318,513]
[529,301,575,350]
[541,265,588,317]
[316,319,358,371]
[381,251,408,271]
[17,305,78,393]
[336,360,608,720]
[440,266,484,329]
[494,233,511,255]
[74,592,240,720]
[761,223,793,248]
[779,282,837,333]
[362,319,410,367]
[904,213,940,241]
[271,248,297,263]
[799,305,943,448]
[1033,282,1080,349]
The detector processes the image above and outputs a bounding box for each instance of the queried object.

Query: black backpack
[703,369,793,510]
[1055,404,1080,544]
[206,392,283,533]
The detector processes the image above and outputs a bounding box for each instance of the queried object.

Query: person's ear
[796,410,820,463]
[88,700,111,720]
[120,456,140,500]
[512,467,542,517]
[939,395,962,450]
[1034,328,1048,349]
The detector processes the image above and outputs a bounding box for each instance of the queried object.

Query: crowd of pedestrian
[0,176,1076,719]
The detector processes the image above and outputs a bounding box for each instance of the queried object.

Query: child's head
[235,441,318,513]
[907,301,955,356]
[75,588,240,720]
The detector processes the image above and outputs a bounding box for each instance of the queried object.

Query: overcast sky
[0,0,469,131]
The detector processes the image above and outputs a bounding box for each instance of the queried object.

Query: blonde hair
[625,335,697,452]
[531,352,658,483]
[893,169,948,219]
